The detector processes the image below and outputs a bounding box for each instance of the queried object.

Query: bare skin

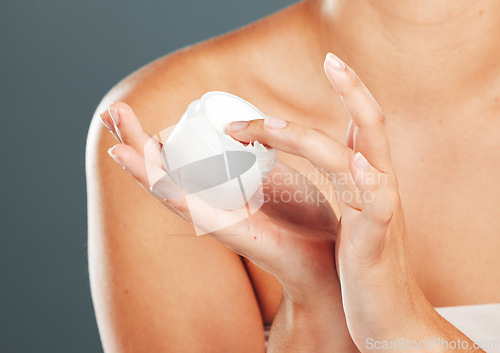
[86,0,500,352]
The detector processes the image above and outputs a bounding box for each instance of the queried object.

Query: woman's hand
[229,53,485,352]
[99,99,358,351]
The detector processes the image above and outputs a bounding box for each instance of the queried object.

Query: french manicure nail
[353,152,370,172]
[100,113,113,131]
[108,104,120,126]
[228,121,249,132]
[108,147,124,168]
[264,116,288,129]
[325,52,346,71]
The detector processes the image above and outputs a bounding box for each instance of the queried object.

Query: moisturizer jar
[161,91,278,211]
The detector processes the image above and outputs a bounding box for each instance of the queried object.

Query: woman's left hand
[229,53,483,352]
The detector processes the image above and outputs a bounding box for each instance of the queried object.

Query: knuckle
[375,204,393,225]
[364,186,394,225]
[294,125,314,140]
[374,190,394,224]
[293,127,319,156]
[373,108,386,126]
[312,127,327,136]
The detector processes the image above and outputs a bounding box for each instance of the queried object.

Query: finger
[99,109,120,142]
[228,117,361,208]
[348,152,394,260]
[229,117,353,178]
[102,102,163,168]
[107,144,168,191]
[324,53,394,174]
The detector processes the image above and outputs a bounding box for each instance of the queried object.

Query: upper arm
[85,53,265,353]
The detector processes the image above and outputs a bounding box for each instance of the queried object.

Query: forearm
[267,289,359,353]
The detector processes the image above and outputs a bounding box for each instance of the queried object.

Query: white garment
[436,304,500,352]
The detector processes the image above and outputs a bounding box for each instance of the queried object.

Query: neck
[305,0,500,115]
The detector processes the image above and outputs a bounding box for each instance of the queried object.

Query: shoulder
[88,43,234,141]
[88,1,310,139]
[86,2,314,172]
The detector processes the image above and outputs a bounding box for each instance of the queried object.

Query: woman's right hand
[100,102,358,352]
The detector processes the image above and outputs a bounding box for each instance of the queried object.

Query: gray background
[0,1,296,352]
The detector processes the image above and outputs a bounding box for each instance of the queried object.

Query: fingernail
[150,179,182,200]
[108,147,124,168]
[108,104,120,126]
[352,152,370,172]
[325,53,345,71]
[100,113,113,131]
[228,121,249,132]
[264,116,287,129]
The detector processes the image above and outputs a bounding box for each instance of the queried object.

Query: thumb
[348,152,394,261]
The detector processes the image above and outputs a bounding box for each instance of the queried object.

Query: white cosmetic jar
[161,91,278,211]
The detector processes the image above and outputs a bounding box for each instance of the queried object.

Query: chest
[272,97,500,304]
[386,117,500,305]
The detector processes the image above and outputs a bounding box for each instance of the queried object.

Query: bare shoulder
[84,7,312,351]
[87,1,311,144]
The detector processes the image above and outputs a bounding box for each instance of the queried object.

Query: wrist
[269,287,359,353]
[281,288,336,325]
[281,276,341,313]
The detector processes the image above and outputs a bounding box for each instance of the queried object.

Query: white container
[161,91,278,211]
